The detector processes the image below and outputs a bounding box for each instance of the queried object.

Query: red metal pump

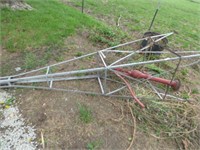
[115,68,180,91]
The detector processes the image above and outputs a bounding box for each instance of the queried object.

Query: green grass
[86,140,102,150]
[75,52,84,57]
[146,64,164,74]
[4,97,15,106]
[0,0,125,52]
[182,91,190,100]
[181,68,188,76]
[68,0,200,50]
[23,52,38,69]
[78,103,93,123]
[1,0,90,51]
[192,88,199,94]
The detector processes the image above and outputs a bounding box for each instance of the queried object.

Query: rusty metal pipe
[115,68,181,91]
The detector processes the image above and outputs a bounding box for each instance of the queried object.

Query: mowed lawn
[0,0,123,52]
[1,0,199,52]
[68,0,200,49]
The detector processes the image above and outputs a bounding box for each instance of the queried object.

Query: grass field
[1,0,199,52]
[0,0,125,52]
[68,0,200,49]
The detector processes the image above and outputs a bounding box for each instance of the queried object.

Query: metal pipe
[98,77,105,94]
[98,52,107,67]
[0,84,187,101]
[147,81,163,99]
[148,9,159,31]
[105,86,126,96]
[115,68,181,90]
[0,54,199,86]
[101,32,172,52]
[103,50,200,54]
[0,32,173,79]
[114,71,145,108]
[13,75,99,83]
[163,48,182,99]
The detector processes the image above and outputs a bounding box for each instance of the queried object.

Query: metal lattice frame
[1,32,200,101]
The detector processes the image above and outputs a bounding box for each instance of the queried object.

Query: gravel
[0,90,37,150]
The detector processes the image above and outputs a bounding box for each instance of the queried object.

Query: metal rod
[98,77,105,94]
[105,86,126,96]
[46,66,50,86]
[109,32,174,66]
[7,75,99,84]
[99,51,106,58]
[148,9,159,31]
[102,77,125,85]
[147,81,163,99]
[1,33,173,79]
[99,49,200,54]
[1,54,199,86]
[101,32,172,52]
[49,80,53,88]
[0,84,187,101]
[98,52,108,94]
[103,69,108,94]
[98,52,107,67]
[6,51,98,79]
[159,93,185,101]
[163,48,182,100]
[46,66,50,75]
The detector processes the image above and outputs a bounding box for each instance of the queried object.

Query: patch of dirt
[0,48,23,76]
[0,0,33,10]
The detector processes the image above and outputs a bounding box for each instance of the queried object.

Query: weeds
[86,140,102,150]
[78,103,93,123]
[192,88,199,94]
[182,91,190,100]
[146,64,164,74]
[75,52,84,57]
[130,99,199,148]
[0,97,15,109]
[181,69,188,76]
[24,52,38,70]
[69,0,200,50]
[90,26,126,47]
